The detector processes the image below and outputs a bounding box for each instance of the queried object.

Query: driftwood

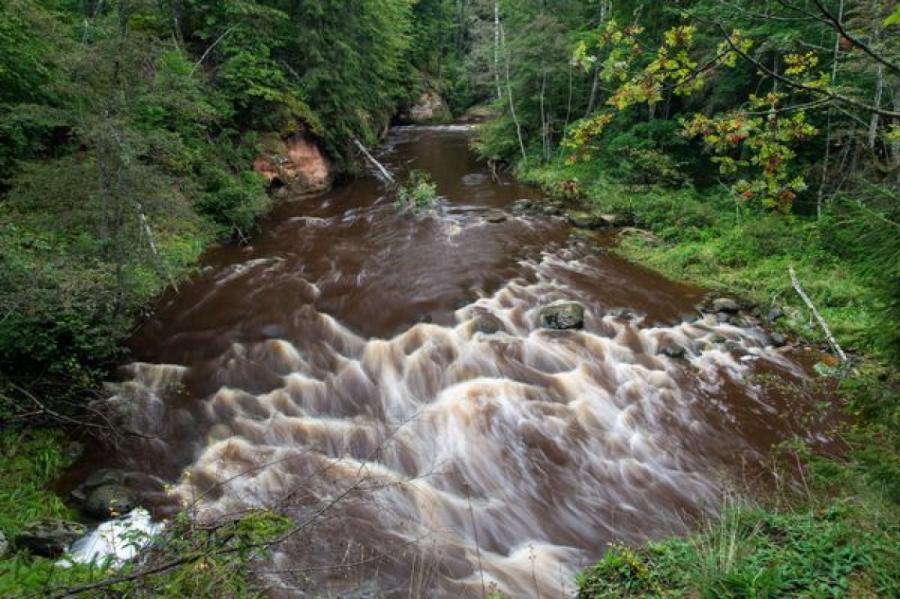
[352,138,395,185]
[789,266,848,364]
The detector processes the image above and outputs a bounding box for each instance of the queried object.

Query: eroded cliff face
[253,132,333,197]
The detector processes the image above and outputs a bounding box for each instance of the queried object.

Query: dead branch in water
[353,138,396,185]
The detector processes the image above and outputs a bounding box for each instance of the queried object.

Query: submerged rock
[725,340,750,358]
[607,307,642,321]
[472,313,505,335]
[84,485,139,519]
[540,302,585,330]
[510,199,532,213]
[659,344,687,359]
[15,520,86,558]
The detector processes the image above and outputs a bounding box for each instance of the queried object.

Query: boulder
[540,302,585,330]
[659,344,687,359]
[72,468,125,502]
[598,213,626,227]
[84,485,139,519]
[767,308,785,322]
[15,520,86,558]
[404,91,452,124]
[724,340,750,358]
[770,332,788,347]
[472,313,504,335]
[0,529,8,558]
[712,297,741,313]
[542,202,563,216]
[566,211,601,229]
[510,199,532,213]
[252,131,333,196]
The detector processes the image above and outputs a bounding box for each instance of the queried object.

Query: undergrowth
[519,161,886,357]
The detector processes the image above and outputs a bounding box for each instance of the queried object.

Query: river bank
[502,157,900,597]
[2,124,897,597]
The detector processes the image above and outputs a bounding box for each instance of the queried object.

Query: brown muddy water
[75,127,837,597]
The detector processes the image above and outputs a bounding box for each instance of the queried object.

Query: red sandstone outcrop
[253,132,332,196]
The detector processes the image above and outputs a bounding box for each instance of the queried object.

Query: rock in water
[712,297,740,313]
[566,211,600,229]
[607,307,642,321]
[16,520,86,557]
[659,344,687,359]
[540,302,585,330]
[472,313,504,335]
[510,199,531,213]
[84,485,138,519]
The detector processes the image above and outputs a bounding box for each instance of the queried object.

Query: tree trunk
[867,0,884,150]
[493,0,503,100]
[501,25,527,163]
[817,0,844,218]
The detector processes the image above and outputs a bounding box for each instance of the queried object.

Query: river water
[80,127,834,597]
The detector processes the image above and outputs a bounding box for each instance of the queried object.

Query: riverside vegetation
[1,0,899,597]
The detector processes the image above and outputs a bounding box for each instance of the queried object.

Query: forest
[1,0,898,597]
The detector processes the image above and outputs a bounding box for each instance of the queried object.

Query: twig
[190,26,238,77]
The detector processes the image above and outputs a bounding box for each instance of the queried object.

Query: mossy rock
[540,302,585,330]
[15,519,86,557]
[84,484,139,519]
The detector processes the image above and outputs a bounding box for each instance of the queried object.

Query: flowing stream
[72,127,835,597]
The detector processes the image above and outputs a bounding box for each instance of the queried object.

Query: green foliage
[0,428,74,538]
[578,502,899,598]
[0,0,452,381]
[395,170,439,211]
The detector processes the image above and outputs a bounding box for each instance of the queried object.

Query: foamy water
[83,128,822,597]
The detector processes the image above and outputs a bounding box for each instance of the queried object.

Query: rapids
[74,127,834,597]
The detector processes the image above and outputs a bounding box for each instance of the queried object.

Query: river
[71,126,835,597]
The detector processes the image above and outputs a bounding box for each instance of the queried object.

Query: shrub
[395,170,439,211]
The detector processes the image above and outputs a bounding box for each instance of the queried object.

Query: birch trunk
[493,0,503,100]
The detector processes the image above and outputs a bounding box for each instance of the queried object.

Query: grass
[0,428,106,597]
[0,428,74,537]
[577,499,899,598]
[518,160,886,357]
[573,367,900,598]
[512,158,900,598]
